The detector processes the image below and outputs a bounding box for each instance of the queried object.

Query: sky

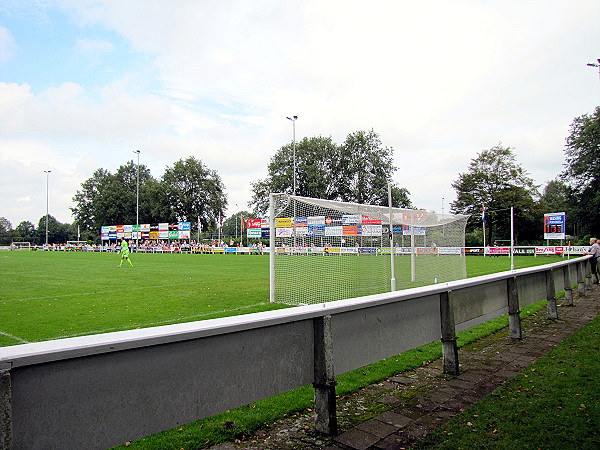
[1,0,599,228]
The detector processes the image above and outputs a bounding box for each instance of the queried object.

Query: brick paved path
[214,286,599,450]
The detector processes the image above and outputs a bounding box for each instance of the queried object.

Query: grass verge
[414,313,600,449]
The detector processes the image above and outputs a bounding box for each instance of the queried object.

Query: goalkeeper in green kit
[118,238,133,267]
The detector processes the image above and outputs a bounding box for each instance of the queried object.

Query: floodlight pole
[134,150,140,249]
[286,115,298,249]
[286,116,298,195]
[44,170,51,245]
[587,59,600,99]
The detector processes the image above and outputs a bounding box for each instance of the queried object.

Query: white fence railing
[0,256,592,449]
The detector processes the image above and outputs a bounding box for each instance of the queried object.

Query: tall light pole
[587,59,600,97]
[286,116,298,195]
[43,170,51,245]
[133,150,140,248]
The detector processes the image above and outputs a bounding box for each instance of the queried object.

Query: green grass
[414,315,600,449]
[0,252,288,347]
[0,251,564,347]
[0,251,570,448]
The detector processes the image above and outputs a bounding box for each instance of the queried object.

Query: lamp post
[133,150,140,248]
[286,116,298,248]
[43,170,51,245]
[286,116,298,195]
[587,59,600,96]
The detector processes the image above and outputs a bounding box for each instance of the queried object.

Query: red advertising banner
[536,246,565,255]
[247,219,262,228]
[361,216,382,225]
[485,246,510,255]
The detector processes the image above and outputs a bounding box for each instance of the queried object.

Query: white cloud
[74,38,113,54]
[0,26,16,63]
[1,0,600,228]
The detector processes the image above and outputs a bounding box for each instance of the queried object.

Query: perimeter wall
[0,256,591,449]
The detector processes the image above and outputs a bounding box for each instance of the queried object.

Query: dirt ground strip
[212,287,600,450]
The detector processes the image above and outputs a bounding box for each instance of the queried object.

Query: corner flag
[482,204,486,222]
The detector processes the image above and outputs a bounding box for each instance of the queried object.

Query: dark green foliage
[450,144,541,242]
[249,130,412,216]
[71,157,227,237]
[561,106,600,237]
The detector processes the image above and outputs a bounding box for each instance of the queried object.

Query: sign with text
[544,212,566,240]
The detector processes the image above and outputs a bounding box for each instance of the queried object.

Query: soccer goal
[269,194,469,305]
[67,241,87,246]
[12,241,32,250]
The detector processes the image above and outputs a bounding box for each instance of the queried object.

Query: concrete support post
[584,259,592,290]
[563,265,574,306]
[545,269,558,320]
[576,261,585,297]
[313,315,337,436]
[0,369,12,450]
[439,291,459,375]
[507,277,522,340]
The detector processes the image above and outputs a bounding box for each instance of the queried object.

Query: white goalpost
[269,194,469,305]
[11,242,32,250]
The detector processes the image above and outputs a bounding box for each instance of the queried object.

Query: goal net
[12,242,31,250]
[269,194,469,305]
[12,241,32,250]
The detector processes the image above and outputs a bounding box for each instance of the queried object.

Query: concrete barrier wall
[0,256,590,449]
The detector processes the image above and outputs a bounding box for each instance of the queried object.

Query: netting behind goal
[12,242,31,250]
[269,194,469,305]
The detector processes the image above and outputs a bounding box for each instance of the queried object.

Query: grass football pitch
[0,251,565,348]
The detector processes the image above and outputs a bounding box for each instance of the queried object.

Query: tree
[0,217,12,245]
[249,130,412,216]
[162,157,227,231]
[539,180,571,214]
[139,177,175,225]
[334,130,397,205]
[14,221,36,243]
[72,163,168,236]
[35,215,66,245]
[494,186,542,243]
[71,168,112,233]
[451,144,539,241]
[537,179,580,238]
[561,107,600,236]
[222,210,252,240]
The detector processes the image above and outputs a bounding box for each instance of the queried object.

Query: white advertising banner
[324,226,343,236]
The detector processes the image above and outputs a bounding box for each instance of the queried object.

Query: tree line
[450,106,600,245]
[1,110,599,246]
